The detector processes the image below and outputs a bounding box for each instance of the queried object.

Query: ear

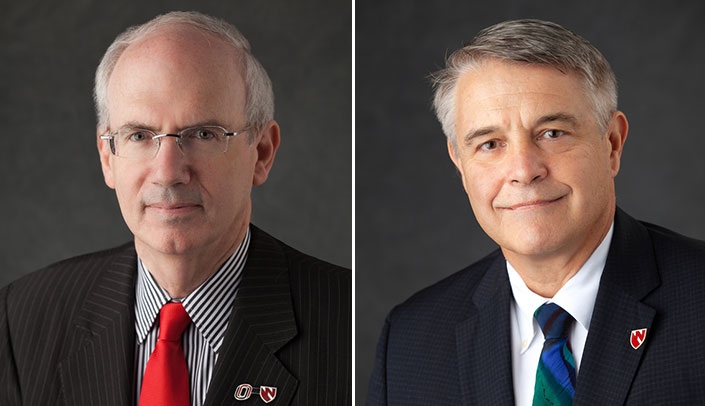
[606,111,629,177]
[447,138,469,191]
[252,120,281,186]
[97,129,116,189]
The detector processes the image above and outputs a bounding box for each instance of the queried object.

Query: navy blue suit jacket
[368,208,705,405]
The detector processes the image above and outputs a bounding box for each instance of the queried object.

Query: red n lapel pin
[259,386,277,403]
[630,328,647,350]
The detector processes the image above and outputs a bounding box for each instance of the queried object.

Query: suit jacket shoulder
[368,248,515,405]
[274,229,351,303]
[1,243,137,405]
[3,242,135,321]
[387,249,501,323]
[642,219,705,267]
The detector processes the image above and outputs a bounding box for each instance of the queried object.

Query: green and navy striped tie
[533,302,576,405]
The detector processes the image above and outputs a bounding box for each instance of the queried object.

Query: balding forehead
[104,22,247,130]
[108,24,244,95]
[124,24,241,59]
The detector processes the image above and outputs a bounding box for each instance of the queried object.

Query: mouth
[145,203,202,215]
[500,196,565,211]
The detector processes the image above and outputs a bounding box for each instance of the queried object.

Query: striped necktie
[532,302,576,405]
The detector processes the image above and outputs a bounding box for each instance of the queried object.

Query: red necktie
[139,302,191,406]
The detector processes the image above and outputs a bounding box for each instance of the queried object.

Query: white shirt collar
[134,227,250,353]
[507,222,613,354]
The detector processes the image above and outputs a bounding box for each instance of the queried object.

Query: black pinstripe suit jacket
[1,225,351,405]
[367,208,705,405]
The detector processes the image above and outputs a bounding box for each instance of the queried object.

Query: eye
[479,140,500,151]
[191,127,218,140]
[541,129,565,139]
[128,131,151,142]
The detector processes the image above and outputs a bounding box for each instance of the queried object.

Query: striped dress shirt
[134,228,250,406]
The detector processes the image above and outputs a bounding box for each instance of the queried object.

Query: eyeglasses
[100,125,250,160]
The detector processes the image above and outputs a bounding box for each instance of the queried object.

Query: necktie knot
[534,302,573,340]
[158,302,191,342]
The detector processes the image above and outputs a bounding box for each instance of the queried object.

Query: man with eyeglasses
[0,11,351,406]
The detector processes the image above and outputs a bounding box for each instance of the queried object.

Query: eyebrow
[535,113,579,127]
[460,112,580,145]
[461,126,500,146]
[117,121,157,133]
[116,120,227,133]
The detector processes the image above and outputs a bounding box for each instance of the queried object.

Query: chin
[139,228,203,256]
[509,243,561,258]
[496,223,565,256]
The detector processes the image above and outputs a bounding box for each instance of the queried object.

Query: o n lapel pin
[630,328,647,350]
[234,383,277,403]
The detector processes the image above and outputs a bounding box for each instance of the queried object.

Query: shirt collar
[135,227,251,353]
[507,222,613,353]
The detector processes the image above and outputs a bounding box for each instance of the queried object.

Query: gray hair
[431,19,617,148]
[94,11,274,141]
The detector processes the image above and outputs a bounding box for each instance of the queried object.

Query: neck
[503,214,613,298]
[136,223,249,298]
[506,256,582,298]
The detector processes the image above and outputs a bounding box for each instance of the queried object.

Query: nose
[506,140,547,185]
[150,135,191,186]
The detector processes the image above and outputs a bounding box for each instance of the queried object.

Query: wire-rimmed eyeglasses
[100,125,251,160]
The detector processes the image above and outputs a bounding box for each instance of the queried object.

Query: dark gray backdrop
[357,0,705,402]
[0,0,351,289]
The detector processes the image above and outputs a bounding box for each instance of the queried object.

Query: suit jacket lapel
[204,226,298,405]
[456,253,515,405]
[58,244,138,406]
[574,209,659,405]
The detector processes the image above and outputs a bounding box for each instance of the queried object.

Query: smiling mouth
[501,196,565,211]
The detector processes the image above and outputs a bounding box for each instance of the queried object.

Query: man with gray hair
[368,19,705,405]
[1,11,350,405]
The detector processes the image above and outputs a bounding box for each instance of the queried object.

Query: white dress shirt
[508,223,613,406]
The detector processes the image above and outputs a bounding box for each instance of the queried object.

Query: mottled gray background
[0,0,351,289]
[357,0,705,402]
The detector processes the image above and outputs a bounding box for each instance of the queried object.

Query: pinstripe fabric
[367,208,705,405]
[1,225,351,405]
[204,226,352,405]
[135,228,249,406]
[1,243,137,406]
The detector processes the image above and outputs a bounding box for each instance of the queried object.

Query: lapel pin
[630,328,647,350]
[258,386,277,403]
[234,383,277,403]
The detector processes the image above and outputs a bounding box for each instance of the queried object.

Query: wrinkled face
[98,26,276,258]
[448,59,627,262]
